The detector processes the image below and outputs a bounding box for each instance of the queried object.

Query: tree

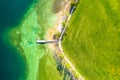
[54,32,61,39]
[70,1,77,7]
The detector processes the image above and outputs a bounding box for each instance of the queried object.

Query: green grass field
[62,0,120,80]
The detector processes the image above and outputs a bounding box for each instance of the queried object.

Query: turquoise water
[0,0,63,80]
[0,0,33,80]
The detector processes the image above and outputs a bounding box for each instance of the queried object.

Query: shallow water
[0,0,33,80]
[1,0,63,80]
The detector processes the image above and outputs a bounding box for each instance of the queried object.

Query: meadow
[62,0,120,80]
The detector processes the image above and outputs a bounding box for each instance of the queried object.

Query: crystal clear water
[0,0,33,80]
[0,0,63,80]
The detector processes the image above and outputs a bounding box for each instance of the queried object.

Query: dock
[36,40,57,44]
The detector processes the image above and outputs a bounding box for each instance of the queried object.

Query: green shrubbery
[62,21,66,28]
[54,32,61,39]
[70,0,77,7]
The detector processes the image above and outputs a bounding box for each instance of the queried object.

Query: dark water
[0,0,33,80]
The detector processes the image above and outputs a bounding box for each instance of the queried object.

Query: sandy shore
[45,0,71,51]
[45,1,84,80]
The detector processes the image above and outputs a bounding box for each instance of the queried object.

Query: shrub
[54,32,61,39]
[70,1,77,7]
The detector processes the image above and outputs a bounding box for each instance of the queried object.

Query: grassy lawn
[62,0,120,80]
[38,50,63,80]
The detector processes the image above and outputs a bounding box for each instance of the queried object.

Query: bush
[70,1,77,6]
[54,32,61,39]
[65,63,71,69]
[59,54,64,59]
[62,21,66,28]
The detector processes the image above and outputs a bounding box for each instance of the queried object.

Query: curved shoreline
[46,0,84,80]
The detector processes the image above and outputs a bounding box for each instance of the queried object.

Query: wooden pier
[36,40,57,44]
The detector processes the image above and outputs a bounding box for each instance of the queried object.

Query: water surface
[0,0,33,80]
[0,0,63,80]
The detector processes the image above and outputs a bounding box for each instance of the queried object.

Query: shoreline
[45,0,84,80]
[45,0,71,51]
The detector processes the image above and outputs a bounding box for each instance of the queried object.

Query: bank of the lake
[0,0,34,80]
[3,0,66,80]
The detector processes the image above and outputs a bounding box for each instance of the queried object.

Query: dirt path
[46,0,84,80]
[58,41,84,80]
